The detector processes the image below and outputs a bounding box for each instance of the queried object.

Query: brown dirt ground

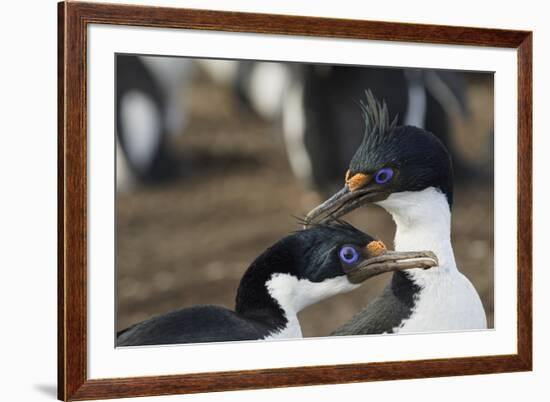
[116,71,494,336]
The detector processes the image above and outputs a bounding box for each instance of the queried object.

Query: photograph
[56,3,532,400]
[115,55,494,346]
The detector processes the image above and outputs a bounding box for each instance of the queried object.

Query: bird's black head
[305,90,454,224]
[284,221,377,282]
[237,222,376,294]
[236,221,437,318]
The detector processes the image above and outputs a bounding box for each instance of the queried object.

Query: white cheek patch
[266,273,359,313]
[263,273,359,340]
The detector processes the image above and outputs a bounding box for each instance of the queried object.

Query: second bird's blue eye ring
[374,167,394,184]
[339,245,359,265]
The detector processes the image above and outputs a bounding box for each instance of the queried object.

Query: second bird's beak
[304,172,385,227]
[344,244,439,284]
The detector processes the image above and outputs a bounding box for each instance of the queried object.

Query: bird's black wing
[117,305,272,346]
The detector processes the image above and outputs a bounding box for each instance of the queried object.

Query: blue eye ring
[339,245,360,265]
[374,167,394,184]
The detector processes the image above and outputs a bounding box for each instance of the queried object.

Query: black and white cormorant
[117,222,437,346]
[305,91,487,335]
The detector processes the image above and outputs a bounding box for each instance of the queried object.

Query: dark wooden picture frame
[58,1,532,400]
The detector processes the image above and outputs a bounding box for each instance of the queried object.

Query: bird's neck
[235,246,296,333]
[236,269,321,340]
[263,273,359,339]
[235,239,315,338]
[377,187,457,276]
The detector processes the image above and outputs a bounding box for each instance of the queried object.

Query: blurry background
[116,55,494,336]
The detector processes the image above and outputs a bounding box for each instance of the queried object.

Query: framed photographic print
[58,1,532,400]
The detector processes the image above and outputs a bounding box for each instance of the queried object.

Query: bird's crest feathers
[358,89,398,150]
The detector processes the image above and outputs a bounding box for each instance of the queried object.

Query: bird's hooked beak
[345,241,438,284]
[304,171,387,227]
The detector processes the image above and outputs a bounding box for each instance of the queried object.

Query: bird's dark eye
[339,245,359,265]
[374,167,394,184]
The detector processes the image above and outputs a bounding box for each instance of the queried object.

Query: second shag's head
[236,221,438,315]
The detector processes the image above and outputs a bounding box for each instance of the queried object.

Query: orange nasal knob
[366,240,387,257]
[345,171,370,192]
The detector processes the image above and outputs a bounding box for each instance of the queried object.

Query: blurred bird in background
[116,56,492,194]
[116,55,193,189]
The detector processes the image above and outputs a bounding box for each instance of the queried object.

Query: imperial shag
[305,91,487,335]
[117,222,437,346]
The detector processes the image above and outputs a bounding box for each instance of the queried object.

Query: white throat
[376,187,487,332]
[377,187,456,275]
[264,274,358,340]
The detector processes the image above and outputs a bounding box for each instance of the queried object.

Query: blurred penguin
[116,55,193,190]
